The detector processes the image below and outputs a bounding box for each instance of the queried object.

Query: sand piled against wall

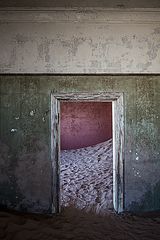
[60,139,113,214]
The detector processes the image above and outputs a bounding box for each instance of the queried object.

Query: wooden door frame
[51,92,124,214]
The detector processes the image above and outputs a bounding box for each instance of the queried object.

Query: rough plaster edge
[0,8,160,24]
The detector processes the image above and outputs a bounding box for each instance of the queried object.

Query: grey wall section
[0,75,160,213]
[0,10,160,73]
[1,0,160,8]
[0,77,53,213]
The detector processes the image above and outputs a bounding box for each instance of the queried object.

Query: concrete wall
[0,6,160,214]
[60,102,112,150]
[0,75,160,214]
[1,0,160,8]
[0,9,160,73]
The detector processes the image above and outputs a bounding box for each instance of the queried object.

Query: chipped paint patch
[10,128,17,132]
[0,12,160,73]
[15,117,20,120]
[29,110,35,116]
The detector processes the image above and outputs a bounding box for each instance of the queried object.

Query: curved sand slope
[60,139,113,214]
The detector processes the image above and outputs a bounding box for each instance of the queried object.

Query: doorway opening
[60,101,113,214]
[51,93,124,214]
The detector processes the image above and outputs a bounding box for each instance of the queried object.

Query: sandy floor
[1,140,160,239]
[1,139,160,239]
[60,139,113,214]
[0,207,160,240]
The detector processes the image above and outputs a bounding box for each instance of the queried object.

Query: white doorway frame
[51,92,124,213]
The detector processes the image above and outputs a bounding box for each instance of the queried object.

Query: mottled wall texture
[0,75,160,214]
[0,9,160,73]
[60,102,112,150]
[0,3,160,215]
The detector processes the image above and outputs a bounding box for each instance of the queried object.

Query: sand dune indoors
[60,139,113,214]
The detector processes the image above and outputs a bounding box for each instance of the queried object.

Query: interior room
[0,1,160,240]
[60,101,113,213]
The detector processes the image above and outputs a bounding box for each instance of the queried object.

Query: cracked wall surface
[0,75,160,213]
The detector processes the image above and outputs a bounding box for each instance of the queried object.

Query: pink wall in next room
[60,102,112,150]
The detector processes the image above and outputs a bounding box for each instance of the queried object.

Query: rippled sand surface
[61,139,113,213]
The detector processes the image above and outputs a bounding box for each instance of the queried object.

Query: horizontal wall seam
[0,9,160,24]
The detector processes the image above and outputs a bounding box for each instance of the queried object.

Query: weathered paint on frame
[51,92,124,213]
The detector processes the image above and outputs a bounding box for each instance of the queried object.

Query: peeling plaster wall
[0,75,160,214]
[0,10,160,73]
[0,6,160,214]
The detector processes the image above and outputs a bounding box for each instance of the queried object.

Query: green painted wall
[0,75,160,213]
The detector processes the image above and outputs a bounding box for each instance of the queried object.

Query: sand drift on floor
[60,139,113,214]
[1,208,160,240]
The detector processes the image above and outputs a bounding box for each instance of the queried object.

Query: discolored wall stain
[128,180,160,212]
[14,34,30,46]
[0,10,160,73]
[14,137,52,212]
[0,75,160,214]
